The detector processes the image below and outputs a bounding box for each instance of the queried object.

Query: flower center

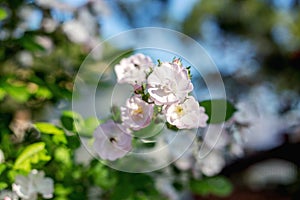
[109,137,117,144]
[174,105,184,116]
[132,105,143,116]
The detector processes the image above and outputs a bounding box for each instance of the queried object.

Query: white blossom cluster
[0,169,54,200]
[93,54,208,161]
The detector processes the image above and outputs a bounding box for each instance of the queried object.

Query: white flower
[114,53,153,86]
[62,20,89,44]
[196,148,225,176]
[165,96,208,129]
[147,62,193,105]
[0,149,4,163]
[203,124,230,150]
[0,190,19,200]
[121,95,154,131]
[12,170,54,200]
[93,120,132,161]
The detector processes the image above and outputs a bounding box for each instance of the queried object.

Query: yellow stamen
[132,105,143,115]
[175,105,184,116]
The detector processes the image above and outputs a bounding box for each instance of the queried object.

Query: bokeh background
[1,0,300,199]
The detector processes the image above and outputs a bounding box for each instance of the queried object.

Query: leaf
[60,111,84,132]
[35,87,53,99]
[54,147,71,167]
[111,105,121,123]
[81,117,100,137]
[35,122,64,135]
[13,142,51,172]
[66,135,80,149]
[0,182,8,190]
[19,35,45,52]
[0,88,7,101]
[3,84,30,103]
[190,176,233,197]
[0,164,6,175]
[200,99,236,124]
[0,8,8,21]
[53,134,68,145]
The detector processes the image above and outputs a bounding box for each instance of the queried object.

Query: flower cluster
[0,169,54,200]
[93,54,208,161]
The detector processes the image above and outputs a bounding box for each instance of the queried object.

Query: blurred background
[1,0,300,199]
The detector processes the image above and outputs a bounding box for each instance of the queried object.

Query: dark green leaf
[190,176,233,197]
[19,35,45,52]
[66,135,80,149]
[200,99,236,124]
[60,111,84,133]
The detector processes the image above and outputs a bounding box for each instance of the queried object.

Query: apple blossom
[93,120,132,161]
[121,95,154,130]
[147,62,193,105]
[0,190,19,200]
[114,53,153,87]
[0,149,4,163]
[165,96,208,129]
[12,169,54,200]
[196,148,225,176]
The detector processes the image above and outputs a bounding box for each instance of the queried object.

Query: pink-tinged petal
[121,95,154,130]
[93,120,132,161]
[165,96,208,129]
[147,62,193,105]
[114,53,154,86]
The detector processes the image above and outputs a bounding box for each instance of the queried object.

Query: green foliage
[190,176,233,197]
[35,122,65,135]
[0,7,8,21]
[88,160,117,190]
[13,142,51,172]
[110,172,161,200]
[60,111,84,132]
[200,99,236,124]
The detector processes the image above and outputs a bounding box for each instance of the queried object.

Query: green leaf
[19,35,45,52]
[66,135,80,149]
[35,87,53,99]
[60,111,84,132]
[0,88,7,101]
[200,99,236,124]
[53,134,68,145]
[13,142,51,172]
[35,122,64,135]
[0,164,6,176]
[0,182,8,190]
[133,121,164,138]
[54,147,71,167]
[81,117,100,137]
[190,176,233,197]
[0,8,8,21]
[111,105,121,123]
[3,84,30,103]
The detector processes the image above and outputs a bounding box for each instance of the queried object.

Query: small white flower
[62,20,89,44]
[196,149,225,176]
[165,96,208,129]
[203,124,230,150]
[93,120,132,161]
[0,149,4,163]
[121,95,154,130]
[147,62,193,105]
[0,190,19,200]
[114,53,153,87]
[12,170,54,200]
